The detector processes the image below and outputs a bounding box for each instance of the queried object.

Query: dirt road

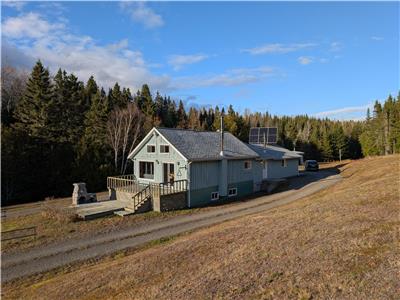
[1,170,341,282]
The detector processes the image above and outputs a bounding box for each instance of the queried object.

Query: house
[247,143,303,180]
[126,127,261,208]
[105,125,303,215]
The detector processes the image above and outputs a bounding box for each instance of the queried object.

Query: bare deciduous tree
[1,66,28,124]
[107,103,144,174]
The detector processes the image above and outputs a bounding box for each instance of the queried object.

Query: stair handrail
[132,184,151,210]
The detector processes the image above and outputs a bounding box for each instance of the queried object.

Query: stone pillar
[152,195,161,212]
[72,183,88,206]
[109,188,117,200]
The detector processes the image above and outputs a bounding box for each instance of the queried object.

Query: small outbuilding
[248,144,303,180]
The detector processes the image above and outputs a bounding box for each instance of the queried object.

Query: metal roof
[156,127,259,161]
[247,143,303,161]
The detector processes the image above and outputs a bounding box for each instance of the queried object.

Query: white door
[262,161,268,179]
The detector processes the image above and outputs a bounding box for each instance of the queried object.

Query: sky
[1,1,399,120]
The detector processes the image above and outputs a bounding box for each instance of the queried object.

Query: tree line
[2,61,399,205]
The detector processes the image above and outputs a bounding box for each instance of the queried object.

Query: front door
[163,163,175,184]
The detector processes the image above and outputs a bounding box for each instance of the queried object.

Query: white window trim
[138,160,155,181]
[228,188,237,197]
[147,144,156,153]
[211,192,219,201]
[160,144,170,154]
[282,159,288,168]
[244,160,252,170]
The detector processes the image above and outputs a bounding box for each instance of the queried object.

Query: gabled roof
[153,127,259,161]
[247,143,303,161]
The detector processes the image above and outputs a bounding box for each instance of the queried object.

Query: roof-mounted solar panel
[249,127,278,145]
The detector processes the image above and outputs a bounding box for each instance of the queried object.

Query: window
[139,161,154,179]
[281,159,287,167]
[228,188,237,197]
[244,160,252,170]
[147,145,155,153]
[160,145,170,153]
[211,192,219,201]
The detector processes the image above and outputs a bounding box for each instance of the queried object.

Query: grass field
[2,155,399,299]
[1,199,208,253]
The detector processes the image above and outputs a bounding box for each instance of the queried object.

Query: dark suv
[305,160,319,171]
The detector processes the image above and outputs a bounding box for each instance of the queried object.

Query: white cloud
[314,103,373,120]
[1,13,170,91]
[329,42,343,52]
[242,43,316,55]
[171,66,275,89]
[1,39,35,68]
[2,11,278,94]
[2,12,65,39]
[120,2,164,29]
[2,1,26,11]
[168,54,208,71]
[371,36,384,41]
[298,56,313,65]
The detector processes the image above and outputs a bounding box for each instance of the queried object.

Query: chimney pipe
[220,109,225,156]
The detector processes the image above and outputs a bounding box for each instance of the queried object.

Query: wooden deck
[75,176,189,220]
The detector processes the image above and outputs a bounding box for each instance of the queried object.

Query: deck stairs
[114,184,152,217]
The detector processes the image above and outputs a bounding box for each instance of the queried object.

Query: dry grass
[0,205,208,253]
[3,155,399,299]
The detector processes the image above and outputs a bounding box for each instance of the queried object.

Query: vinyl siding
[132,133,188,183]
[189,161,220,190]
[227,159,257,184]
[265,159,299,179]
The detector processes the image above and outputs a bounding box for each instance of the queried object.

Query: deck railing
[107,174,137,194]
[107,175,188,197]
[159,180,188,196]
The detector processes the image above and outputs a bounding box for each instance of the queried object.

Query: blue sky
[2,1,399,120]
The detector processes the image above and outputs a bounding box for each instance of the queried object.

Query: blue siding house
[127,127,261,207]
[123,125,302,211]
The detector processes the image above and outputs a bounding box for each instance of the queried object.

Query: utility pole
[339,149,342,162]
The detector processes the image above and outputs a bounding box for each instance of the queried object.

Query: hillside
[3,155,399,299]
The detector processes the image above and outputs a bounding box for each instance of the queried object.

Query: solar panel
[249,127,278,145]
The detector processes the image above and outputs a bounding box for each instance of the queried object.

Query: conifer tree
[14,60,55,140]
[53,69,86,143]
[85,76,98,108]
[109,82,126,108]
[176,100,188,129]
[321,130,333,161]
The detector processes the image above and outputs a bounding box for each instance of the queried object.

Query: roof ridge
[156,127,234,135]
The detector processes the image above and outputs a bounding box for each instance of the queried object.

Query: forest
[2,61,400,205]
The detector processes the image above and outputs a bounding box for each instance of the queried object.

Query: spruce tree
[14,60,55,140]
[109,82,126,108]
[321,130,333,161]
[85,76,98,108]
[176,100,188,129]
[53,69,86,143]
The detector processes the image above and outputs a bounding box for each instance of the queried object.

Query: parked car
[305,160,319,171]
